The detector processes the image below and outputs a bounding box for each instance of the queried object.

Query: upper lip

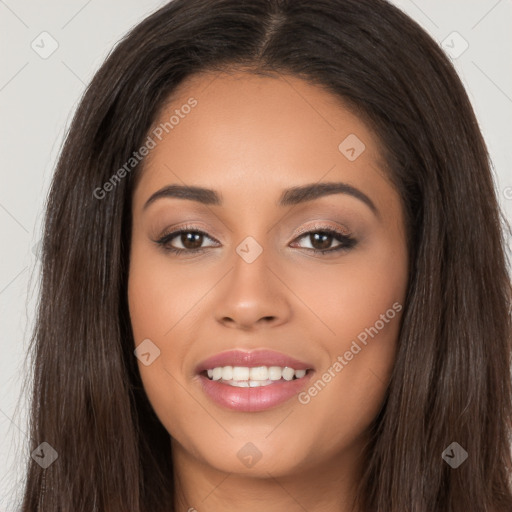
[195,349,314,374]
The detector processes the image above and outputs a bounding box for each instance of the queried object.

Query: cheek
[128,241,204,344]
[127,238,221,416]
[291,231,407,349]
[289,241,407,449]
[127,247,196,442]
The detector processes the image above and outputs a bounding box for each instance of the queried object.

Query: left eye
[155,227,357,255]
[291,228,357,253]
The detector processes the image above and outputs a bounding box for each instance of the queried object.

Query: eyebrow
[143,181,378,216]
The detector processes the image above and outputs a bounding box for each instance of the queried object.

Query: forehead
[133,70,392,211]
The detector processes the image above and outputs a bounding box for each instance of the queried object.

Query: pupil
[183,232,202,249]
[312,232,331,250]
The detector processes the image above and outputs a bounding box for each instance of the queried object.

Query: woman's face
[128,70,408,480]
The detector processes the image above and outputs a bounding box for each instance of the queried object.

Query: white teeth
[222,366,233,380]
[232,366,250,380]
[204,365,309,384]
[250,366,268,380]
[227,379,274,388]
[268,366,282,380]
[282,367,295,381]
[249,380,266,387]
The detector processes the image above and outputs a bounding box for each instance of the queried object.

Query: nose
[213,248,292,331]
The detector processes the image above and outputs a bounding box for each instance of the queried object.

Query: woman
[20,0,512,510]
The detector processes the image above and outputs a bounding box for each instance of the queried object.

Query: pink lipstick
[195,349,315,412]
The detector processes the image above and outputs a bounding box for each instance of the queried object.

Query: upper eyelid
[156,226,219,246]
[293,222,352,237]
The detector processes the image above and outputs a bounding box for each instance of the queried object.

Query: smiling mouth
[201,365,313,387]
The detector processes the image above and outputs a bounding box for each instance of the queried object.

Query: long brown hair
[19,0,512,510]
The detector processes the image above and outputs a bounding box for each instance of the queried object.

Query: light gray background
[1,0,511,509]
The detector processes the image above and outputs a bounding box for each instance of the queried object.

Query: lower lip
[198,372,314,412]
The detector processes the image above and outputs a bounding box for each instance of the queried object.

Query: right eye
[155,227,219,255]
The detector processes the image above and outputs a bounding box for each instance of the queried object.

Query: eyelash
[155,223,357,256]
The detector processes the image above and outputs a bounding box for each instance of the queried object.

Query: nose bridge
[234,233,272,284]
[213,231,292,329]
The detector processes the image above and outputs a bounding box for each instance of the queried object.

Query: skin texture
[128,70,409,512]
